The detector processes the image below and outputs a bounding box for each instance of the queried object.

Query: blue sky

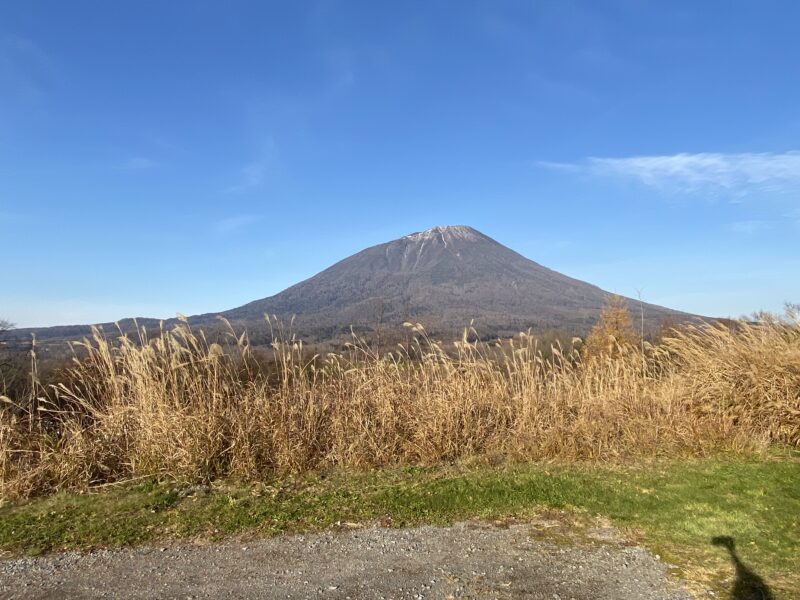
[2,1,799,327]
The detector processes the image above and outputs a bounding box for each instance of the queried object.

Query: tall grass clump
[661,307,800,447]
[2,306,799,500]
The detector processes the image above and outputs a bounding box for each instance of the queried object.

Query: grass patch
[1,455,798,597]
[6,311,799,499]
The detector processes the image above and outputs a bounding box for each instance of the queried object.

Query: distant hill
[10,226,694,346]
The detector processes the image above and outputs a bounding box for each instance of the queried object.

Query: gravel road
[0,521,693,599]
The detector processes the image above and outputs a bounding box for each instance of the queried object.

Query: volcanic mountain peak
[380,225,500,273]
[13,224,696,345]
[402,225,484,244]
[213,225,692,339]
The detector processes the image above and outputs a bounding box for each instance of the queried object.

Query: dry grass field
[2,301,798,501]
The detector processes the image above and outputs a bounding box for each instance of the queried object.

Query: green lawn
[2,454,798,598]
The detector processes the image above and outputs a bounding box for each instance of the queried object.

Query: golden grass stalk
[1,313,798,500]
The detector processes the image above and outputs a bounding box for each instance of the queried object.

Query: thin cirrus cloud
[224,138,279,194]
[727,220,772,235]
[223,160,267,194]
[538,151,800,196]
[0,34,52,105]
[214,214,261,234]
[118,157,159,170]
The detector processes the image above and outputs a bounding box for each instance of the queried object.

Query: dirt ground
[0,521,694,599]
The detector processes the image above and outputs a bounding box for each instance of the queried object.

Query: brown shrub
[582,295,639,362]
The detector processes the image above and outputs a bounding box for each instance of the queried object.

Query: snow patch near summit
[402,225,482,244]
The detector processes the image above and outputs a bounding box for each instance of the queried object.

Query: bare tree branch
[0,318,15,341]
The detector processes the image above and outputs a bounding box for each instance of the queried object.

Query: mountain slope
[210,225,686,339]
[11,226,692,345]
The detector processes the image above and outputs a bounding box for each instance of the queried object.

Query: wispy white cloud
[326,48,356,91]
[0,34,52,106]
[538,151,800,196]
[214,214,260,234]
[0,297,177,328]
[534,160,582,173]
[224,138,279,194]
[118,157,159,170]
[783,208,800,231]
[727,220,771,235]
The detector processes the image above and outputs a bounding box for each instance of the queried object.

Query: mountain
[9,226,692,346]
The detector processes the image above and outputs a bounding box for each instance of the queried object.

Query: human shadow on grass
[711,536,774,600]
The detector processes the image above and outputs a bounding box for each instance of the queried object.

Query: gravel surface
[0,521,693,599]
